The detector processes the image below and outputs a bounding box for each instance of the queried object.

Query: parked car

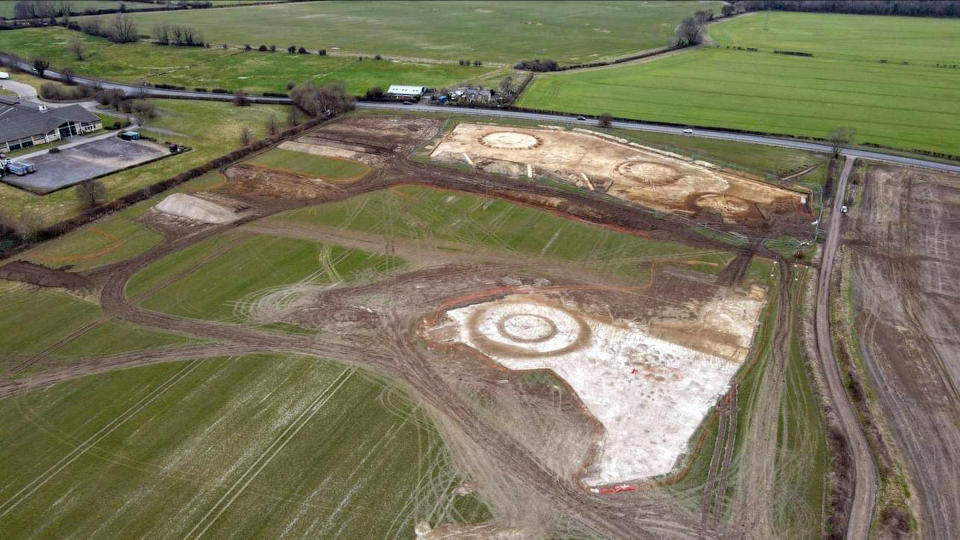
[0,72,9,80]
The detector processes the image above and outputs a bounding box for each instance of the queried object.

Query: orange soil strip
[34,227,124,264]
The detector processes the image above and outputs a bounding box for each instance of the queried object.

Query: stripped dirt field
[423,282,766,486]
[431,123,811,227]
[846,164,960,538]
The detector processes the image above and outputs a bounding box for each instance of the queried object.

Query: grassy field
[127,232,403,321]
[0,1,158,18]
[248,149,371,182]
[112,1,719,64]
[271,184,733,282]
[0,355,489,537]
[0,280,198,378]
[520,14,960,155]
[710,12,960,65]
[0,27,497,94]
[0,99,285,228]
[19,202,163,271]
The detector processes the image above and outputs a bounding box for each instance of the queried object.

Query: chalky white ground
[443,296,761,485]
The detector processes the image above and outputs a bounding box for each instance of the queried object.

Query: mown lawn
[0,99,285,228]
[128,232,403,321]
[247,149,371,182]
[271,184,733,282]
[0,27,497,94]
[116,1,720,64]
[0,355,489,537]
[519,46,960,155]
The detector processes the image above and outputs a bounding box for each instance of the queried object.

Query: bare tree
[598,113,612,128]
[289,82,354,118]
[232,91,250,107]
[109,13,138,43]
[17,210,43,242]
[239,126,253,146]
[499,75,514,96]
[287,106,300,127]
[672,11,712,47]
[829,127,856,156]
[267,115,279,136]
[75,180,107,210]
[61,66,75,84]
[67,37,84,60]
[32,57,51,78]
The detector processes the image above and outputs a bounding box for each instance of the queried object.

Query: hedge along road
[10,58,960,175]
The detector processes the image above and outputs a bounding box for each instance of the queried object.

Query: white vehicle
[576,115,587,121]
[683,128,694,134]
[0,72,8,79]
[840,205,848,214]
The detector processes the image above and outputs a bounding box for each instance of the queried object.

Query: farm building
[385,85,425,101]
[0,97,102,152]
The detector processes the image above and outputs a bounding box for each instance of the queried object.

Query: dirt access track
[846,164,960,538]
[431,123,811,227]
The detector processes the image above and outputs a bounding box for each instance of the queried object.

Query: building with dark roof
[0,97,102,153]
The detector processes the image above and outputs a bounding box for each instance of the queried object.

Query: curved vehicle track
[813,159,878,539]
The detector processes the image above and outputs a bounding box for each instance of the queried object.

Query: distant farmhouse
[0,97,102,153]
[385,85,425,101]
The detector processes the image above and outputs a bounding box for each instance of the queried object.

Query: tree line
[731,1,960,18]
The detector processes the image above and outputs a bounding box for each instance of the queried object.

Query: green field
[112,1,720,63]
[271,184,733,281]
[0,1,158,18]
[128,232,403,321]
[0,280,197,378]
[0,355,488,537]
[248,149,371,182]
[0,99,285,228]
[710,12,960,64]
[520,13,960,155]
[0,27,495,95]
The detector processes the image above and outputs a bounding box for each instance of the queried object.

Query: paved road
[813,158,878,540]
[6,58,960,175]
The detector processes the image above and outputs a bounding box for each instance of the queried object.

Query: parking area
[2,136,170,194]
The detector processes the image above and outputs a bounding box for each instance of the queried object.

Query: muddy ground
[846,164,960,539]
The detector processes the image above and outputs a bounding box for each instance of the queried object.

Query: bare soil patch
[432,123,810,227]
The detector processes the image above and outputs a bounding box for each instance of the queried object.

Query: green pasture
[128,232,403,321]
[0,1,157,18]
[248,149,371,182]
[0,355,488,537]
[0,27,496,94]
[0,280,196,378]
[520,46,960,155]
[271,184,733,282]
[115,1,720,64]
[19,202,162,271]
[711,12,960,65]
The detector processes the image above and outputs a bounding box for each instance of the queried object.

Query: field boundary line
[0,359,203,519]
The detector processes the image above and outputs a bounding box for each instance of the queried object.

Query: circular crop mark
[694,193,752,215]
[616,160,682,186]
[467,301,590,357]
[498,314,558,343]
[479,131,542,150]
